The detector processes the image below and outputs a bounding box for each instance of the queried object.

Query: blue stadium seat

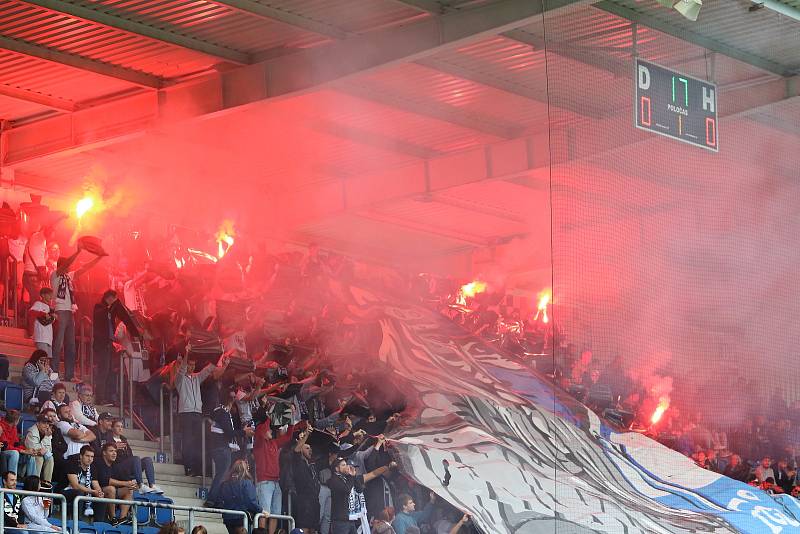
[151,496,174,526]
[19,412,36,435]
[90,522,113,534]
[3,382,23,411]
[133,500,152,524]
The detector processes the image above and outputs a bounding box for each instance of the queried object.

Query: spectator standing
[392,493,436,534]
[22,226,54,312]
[292,429,321,534]
[22,349,56,406]
[93,289,141,404]
[329,457,393,534]
[206,385,249,508]
[20,475,60,532]
[29,287,55,356]
[253,417,303,534]
[51,244,104,382]
[218,459,262,534]
[175,355,222,477]
[25,414,54,482]
[373,508,397,534]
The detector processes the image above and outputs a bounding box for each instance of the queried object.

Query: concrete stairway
[0,325,229,534]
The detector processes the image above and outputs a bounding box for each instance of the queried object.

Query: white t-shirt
[51,271,75,312]
[8,237,27,263]
[24,231,46,272]
[29,300,53,345]
[56,420,90,459]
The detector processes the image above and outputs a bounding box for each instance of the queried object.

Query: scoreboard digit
[635,58,718,152]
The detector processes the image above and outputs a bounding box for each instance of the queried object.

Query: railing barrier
[72,496,251,534]
[254,511,296,532]
[0,487,68,534]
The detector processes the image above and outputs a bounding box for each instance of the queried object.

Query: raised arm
[75,254,105,278]
[56,248,82,276]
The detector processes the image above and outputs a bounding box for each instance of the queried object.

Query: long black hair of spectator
[25,349,49,367]
[23,475,40,492]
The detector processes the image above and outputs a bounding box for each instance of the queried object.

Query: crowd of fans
[0,217,476,534]
[415,273,800,500]
[0,208,797,533]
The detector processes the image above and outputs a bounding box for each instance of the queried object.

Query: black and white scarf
[55,272,75,303]
[347,486,370,534]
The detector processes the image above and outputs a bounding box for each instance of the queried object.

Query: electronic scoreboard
[635,58,718,152]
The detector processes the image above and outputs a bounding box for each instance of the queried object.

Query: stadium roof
[0,0,798,272]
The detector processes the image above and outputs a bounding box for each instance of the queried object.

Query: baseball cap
[98,412,114,420]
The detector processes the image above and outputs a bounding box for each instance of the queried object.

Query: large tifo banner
[335,282,800,534]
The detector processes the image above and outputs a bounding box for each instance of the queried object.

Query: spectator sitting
[63,445,106,520]
[55,403,96,461]
[70,383,99,427]
[755,456,775,483]
[29,287,56,357]
[2,471,25,529]
[41,382,69,413]
[20,475,59,532]
[25,413,54,482]
[22,349,56,406]
[761,477,784,494]
[722,454,750,482]
[218,459,262,534]
[773,459,793,494]
[392,492,436,534]
[109,418,162,494]
[95,442,136,524]
[0,410,36,477]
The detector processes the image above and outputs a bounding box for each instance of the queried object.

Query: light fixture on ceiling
[657,0,703,22]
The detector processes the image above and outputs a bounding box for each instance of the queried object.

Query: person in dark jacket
[92,289,141,404]
[292,429,320,533]
[722,454,750,482]
[218,459,262,534]
[206,386,250,508]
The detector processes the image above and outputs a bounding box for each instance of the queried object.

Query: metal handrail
[159,382,175,462]
[72,495,250,534]
[78,315,92,382]
[254,512,296,532]
[0,487,68,534]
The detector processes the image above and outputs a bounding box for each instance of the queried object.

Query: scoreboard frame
[634,58,719,152]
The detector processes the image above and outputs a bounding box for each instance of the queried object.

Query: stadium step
[0,327,229,534]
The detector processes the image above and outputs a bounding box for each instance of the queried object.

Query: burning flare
[650,396,670,425]
[460,280,487,298]
[215,220,236,259]
[75,195,95,219]
[534,288,552,323]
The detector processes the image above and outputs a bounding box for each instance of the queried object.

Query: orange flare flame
[534,288,552,323]
[460,280,487,299]
[650,396,670,425]
[75,196,95,219]
[215,220,236,259]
